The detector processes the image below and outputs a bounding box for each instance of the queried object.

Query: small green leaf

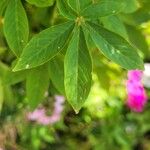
[0,61,27,85]
[57,0,76,20]
[86,22,143,70]
[26,65,49,109]
[0,78,4,112]
[13,21,74,71]
[123,0,139,14]
[65,27,92,113]
[0,61,9,77]
[3,85,14,109]
[4,70,28,85]
[48,55,65,94]
[81,0,125,19]
[26,0,54,7]
[126,24,150,59]
[4,0,29,56]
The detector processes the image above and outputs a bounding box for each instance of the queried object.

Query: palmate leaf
[26,64,49,109]
[4,0,29,56]
[85,22,143,70]
[81,0,125,19]
[26,0,54,7]
[13,21,74,71]
[64,27,92,113]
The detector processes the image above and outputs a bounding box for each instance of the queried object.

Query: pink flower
[54,95,65,104]
[54,95,65,114]
[49,114,60,124]
[126,70,148,112]
[27,95,65,125]
[37,116,51,125]
[128,70,143,81]
[27,108,45,121]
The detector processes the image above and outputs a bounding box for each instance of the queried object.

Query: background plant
[0,0,150,149]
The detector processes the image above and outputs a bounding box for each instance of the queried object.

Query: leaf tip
[71,105,82,114]
[74,109,80,114]
[13,61,31,72]
[12,65,22,72]
[12,67,18,72]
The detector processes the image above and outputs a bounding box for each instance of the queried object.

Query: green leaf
[81,0,125,19]
[0,61,27,85]
[0,61,9,78]
[57,0,76,20]
[123,0,139,14]
[0,78,4,112]
[3,85,15,109]
[100,15,128,39]
[4,70,28,85]
[126,24,150,59]
[13,21,74,71]
[120,9,150,26]
[48,55,65,94]
[26,65,49,109]
[86,22,143,70]
[26,0,54,7]
[4,0,29,56]
[64,27,92,113]
[67,0,91,13]
[0,0,9,16]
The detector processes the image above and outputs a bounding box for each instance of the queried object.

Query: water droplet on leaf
[25,64,29,69]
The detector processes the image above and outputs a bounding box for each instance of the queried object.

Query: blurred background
[0,0,150,149]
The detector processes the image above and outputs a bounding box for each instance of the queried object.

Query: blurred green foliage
[0,0,150,150]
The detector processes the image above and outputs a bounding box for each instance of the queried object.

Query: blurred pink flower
[27,108,45,121]
[27,95,65,125]
[54,95,65,114]
[126,70,148,112]
[49,114,60,124]
[37,116,51,125]
[54,95,65,104]
[128,70,143,81]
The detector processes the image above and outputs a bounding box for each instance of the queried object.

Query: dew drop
[112,10,116,13]
[111,48,115,54]
[117,50,120,54]
[21,40,24,43]
[58,46,60,49]
[25,64,29,69]
[104,44,109,49]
